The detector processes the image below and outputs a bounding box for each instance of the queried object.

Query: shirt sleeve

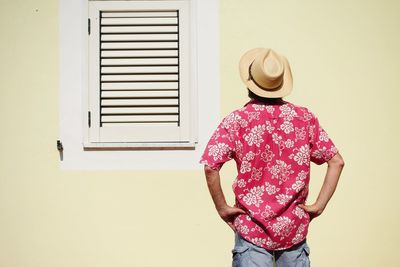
[199,113,238,171]
[309,114,338,165]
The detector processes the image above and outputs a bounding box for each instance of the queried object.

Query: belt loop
[272,250,276,264]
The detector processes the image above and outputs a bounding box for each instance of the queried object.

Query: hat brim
[239,48,293,98]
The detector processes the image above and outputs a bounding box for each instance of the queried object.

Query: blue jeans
[232,233,311,267]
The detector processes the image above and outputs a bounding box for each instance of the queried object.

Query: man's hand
[298,203,324,221]
[217,205,247,231]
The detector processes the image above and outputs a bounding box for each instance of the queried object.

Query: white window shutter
[86,1,195,148]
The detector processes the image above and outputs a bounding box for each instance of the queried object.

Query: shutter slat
[102,42,177,49]
[102,58,178,65]
[102,90,178,98]
[102,115,178,122]
[102,12,177,18]
[101,33,178,41]
[101,17,178,25]
[102,66,178,74]
[101,74,178,82]
[101,99,178,106]
[102,82,178,90]
[101,26,178,33]
[102,50,177,57]
[102,107,179,114]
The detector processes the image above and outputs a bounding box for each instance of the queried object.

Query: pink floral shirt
[200,99,338,250]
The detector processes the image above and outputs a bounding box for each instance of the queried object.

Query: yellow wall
[0,0,399,266]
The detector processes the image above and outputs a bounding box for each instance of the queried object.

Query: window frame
[58,0,219,170]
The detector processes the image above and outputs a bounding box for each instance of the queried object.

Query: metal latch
[57,140,64,161]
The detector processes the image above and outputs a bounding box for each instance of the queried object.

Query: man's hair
[247,89,284,104]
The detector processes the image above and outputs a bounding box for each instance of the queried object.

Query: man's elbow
[204,165,219,176]
[328,153,345,168]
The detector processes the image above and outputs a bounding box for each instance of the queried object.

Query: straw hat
[239,48,293,98]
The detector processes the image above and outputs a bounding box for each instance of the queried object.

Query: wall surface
[0,0,399,267]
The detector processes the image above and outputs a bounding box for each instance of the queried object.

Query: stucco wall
[1,0,399,266]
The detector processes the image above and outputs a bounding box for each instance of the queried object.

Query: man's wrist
[314,201,327,212]
[216,203,229,213]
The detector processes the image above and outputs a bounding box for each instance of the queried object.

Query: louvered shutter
[86,1,195,147]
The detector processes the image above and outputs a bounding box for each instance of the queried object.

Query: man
[200,48,344,267]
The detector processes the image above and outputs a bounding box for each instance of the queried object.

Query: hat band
[248,62,283,92]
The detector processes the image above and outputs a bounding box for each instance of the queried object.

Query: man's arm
[299,152,345,220]
[204,165,246,231]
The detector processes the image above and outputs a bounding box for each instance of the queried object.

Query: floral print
[291,145,310,166]
[280,121,294,134]
[241,185,265,207]
[268,160,294,184]
[200,99,338,250]
[244,125,266,147]
[276,194,293,205]
[265,182,280,195]
[261,205,276,221]
[270,216,296,240]
[207,142,230,161]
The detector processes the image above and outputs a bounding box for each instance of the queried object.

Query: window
[59,0,219,170]
[84,0,196,148]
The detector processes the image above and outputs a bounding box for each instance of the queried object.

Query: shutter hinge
[88,18,91,35]
[88,111,91,127]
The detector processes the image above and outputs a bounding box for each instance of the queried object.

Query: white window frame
[59,0,220,170]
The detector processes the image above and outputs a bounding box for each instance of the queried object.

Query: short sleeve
[199,113,238,171]
[309,114,338,165]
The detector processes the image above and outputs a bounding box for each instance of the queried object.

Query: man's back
[200,99,338,250]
